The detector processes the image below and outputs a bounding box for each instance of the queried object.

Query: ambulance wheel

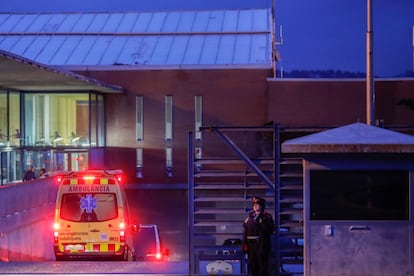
[129,250,137,261]
[126,247,137,261]
[123,247,129,261]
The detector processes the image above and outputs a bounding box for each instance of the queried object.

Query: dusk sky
[1,0,413,77]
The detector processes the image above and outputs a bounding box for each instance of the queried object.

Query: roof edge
[62,63,273,72]
[0,49,124,93]
[282,144,414,154]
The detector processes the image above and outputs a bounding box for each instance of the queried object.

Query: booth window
[310,170,409,221]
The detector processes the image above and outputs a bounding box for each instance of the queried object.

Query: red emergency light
[115,174,123,183]
[119,222,126,242]
[53,223,59,243]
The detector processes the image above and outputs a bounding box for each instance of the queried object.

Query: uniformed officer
[243,196,275,276]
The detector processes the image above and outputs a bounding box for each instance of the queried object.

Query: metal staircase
[279,154,304,275]
[188,125,304,275]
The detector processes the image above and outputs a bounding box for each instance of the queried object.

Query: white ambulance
[53,170,136,261]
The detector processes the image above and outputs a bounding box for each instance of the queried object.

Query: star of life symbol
[80,194,97,213]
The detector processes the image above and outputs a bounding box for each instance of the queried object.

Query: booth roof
[282,122,414,153]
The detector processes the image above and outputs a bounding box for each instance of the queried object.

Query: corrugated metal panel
[206,11,225,32]
[26,14,52,32]
[130,13,153,32]
[166,36,188,64]
[175,12,196,33]
[216,35,236,64]
[151,35,174,64]
[101,13,124,33]
[0,10,270,34]
[0,9,272,68]
[238,10,254,32]
[163,12,182,32]
[199,35,220,65]
[117,13,139,33]
[192,11,211,33]
[100,36,128,65]
[83,36,112,65]
[36,36,66,64]
[12,35,36,56]
[252,9,269,31]
[12,14,39,32]
[24,36,50,60]
[222,11,239,32]
[0,35,20,52]
[251,34,270,63]
[233,35,252,64]
[0,14,23,32]
[57,14,81,32]
[72,14,95,33]
[65,36,96,64]
[49,36,82,65]
[182,35,204,64]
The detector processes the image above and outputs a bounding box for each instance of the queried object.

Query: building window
[90,93,105,147]
[166,146,173,177]
[165,95,173,141]
[21,92,105,148]
[0,92,9,145]
[136,96,144,142]
[23,93,86,146]
[9,92,21,146]
[0,91,105,184]
[136,147,143,178]
[195,96,202,140]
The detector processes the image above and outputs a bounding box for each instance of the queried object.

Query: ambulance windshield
[60,193,118,222]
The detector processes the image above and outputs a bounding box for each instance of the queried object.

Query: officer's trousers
[247,239,269,276]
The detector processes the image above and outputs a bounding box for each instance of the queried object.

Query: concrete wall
[0,179,57,261]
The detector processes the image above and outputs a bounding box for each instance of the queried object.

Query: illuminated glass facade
[0,90,105,185]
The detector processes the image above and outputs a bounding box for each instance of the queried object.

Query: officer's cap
[252,196,266,208]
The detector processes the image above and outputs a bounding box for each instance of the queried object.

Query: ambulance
[53,170,136,261]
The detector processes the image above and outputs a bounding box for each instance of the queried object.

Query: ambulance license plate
[64,244,85,251]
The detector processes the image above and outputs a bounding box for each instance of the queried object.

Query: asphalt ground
[0,261,189,274]
[125,188,189,262]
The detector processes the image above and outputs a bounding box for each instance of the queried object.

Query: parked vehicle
[53,170,136,261]
[218,238,243,255]
[133,224,169,261]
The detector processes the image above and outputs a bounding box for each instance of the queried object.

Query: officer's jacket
[243,211,275,245]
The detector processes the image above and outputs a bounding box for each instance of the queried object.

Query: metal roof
[0,49,123,92]
[282,123,414,153]
[0,9,272,68]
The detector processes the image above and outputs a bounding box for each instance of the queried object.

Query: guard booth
[282,123,414,276]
